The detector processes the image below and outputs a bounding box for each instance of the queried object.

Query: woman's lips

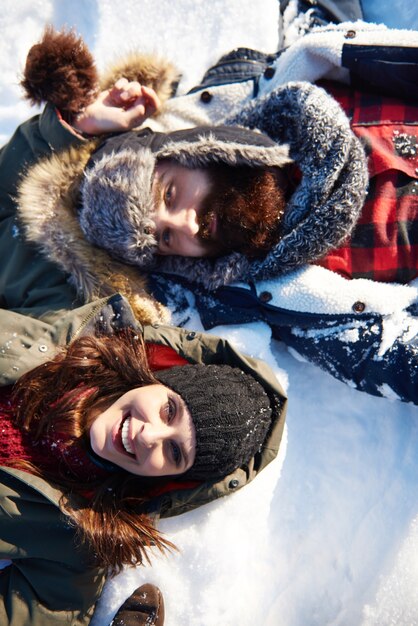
[112,413,135,458]
[121,416,135,454]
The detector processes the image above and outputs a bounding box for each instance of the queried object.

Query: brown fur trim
[17,143,169,326]
[20,26,99,115]
[100,51,181,107]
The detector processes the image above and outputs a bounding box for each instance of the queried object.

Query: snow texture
[0,1,417,625]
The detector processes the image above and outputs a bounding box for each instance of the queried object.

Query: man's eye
[164,184,174,207]
[170,440,181,467]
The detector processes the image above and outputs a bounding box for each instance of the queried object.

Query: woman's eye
[164,397,176,423]
[170,440,181,467]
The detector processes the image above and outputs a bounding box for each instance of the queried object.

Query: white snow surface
[1,1,418,625]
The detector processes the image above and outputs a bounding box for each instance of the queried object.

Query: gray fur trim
[156,131,291,169]
[155,81,368,289]
[235,82,369,282]
[80,147,158,266]
[150,251,251,290]
[80,129,290,271]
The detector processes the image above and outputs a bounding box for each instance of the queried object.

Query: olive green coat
[0,299,286,626]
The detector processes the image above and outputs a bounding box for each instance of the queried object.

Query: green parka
[0,299,286,626]
[0,109,287,624]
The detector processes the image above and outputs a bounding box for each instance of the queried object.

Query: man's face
[151,160,218,257]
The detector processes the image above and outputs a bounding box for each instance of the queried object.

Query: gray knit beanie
[156,364,273,480]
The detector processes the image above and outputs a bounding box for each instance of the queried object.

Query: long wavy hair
[11,328,177,573]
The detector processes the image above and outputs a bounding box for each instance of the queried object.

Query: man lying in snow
[2,16,418,404]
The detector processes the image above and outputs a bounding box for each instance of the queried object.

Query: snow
[0,1,417,625]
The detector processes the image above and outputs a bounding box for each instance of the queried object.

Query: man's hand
[73,78,161,135]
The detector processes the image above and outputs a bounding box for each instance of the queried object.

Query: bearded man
[3,17,418,404]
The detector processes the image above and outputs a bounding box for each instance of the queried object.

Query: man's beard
[197,186,285,258]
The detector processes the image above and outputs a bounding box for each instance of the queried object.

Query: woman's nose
[139,423,166,448]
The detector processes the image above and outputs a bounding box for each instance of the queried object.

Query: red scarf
[0,386,111,482]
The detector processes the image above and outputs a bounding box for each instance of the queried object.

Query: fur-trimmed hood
[17,28,368,302]
[80,79,368,290]
[152,80,369,289]
[16,130,169,325]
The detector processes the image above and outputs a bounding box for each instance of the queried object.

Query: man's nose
[176,207,199,237]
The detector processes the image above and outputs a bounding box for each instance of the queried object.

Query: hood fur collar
[16,142,170,325]
[77,124,291,266]
[154,81,369,288]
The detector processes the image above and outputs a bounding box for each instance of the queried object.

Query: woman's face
[89,384,196,477]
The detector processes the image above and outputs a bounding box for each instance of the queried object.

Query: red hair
[11,329,180,573]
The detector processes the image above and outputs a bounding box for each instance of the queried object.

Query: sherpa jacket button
[352,300,366,313]
[345,29,356,39]
[200,90,213,104]
[263,66,275,80]
[259,291,272,303]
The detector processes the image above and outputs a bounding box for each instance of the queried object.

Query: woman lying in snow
[3,21,417,407]
[0,31,288,625]
[0,314,286,625]
[0,7,414,625]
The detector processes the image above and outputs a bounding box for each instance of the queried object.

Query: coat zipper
[69,298,109,344]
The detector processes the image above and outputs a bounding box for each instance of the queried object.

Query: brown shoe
[111,583,165,626]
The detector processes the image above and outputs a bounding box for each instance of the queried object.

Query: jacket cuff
[38,103,86,151]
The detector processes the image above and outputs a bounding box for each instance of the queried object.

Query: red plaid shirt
[316,81,418,283]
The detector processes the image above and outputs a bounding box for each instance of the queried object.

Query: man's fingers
[122,101,147,127]
[114,77,129,90]
[110,79,144,103]
[120,87,161,127]
[140,86,161,114]
[108,80,160,118]
[76,81,162,133]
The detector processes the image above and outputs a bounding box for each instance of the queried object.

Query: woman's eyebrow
[177,399,191,470]
[180,442,189,470]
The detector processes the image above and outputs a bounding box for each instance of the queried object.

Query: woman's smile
[89,384,196,477]
[120,414,135,455]
[109,412,136,458]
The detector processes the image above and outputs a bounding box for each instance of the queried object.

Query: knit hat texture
[156,364,273,480]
